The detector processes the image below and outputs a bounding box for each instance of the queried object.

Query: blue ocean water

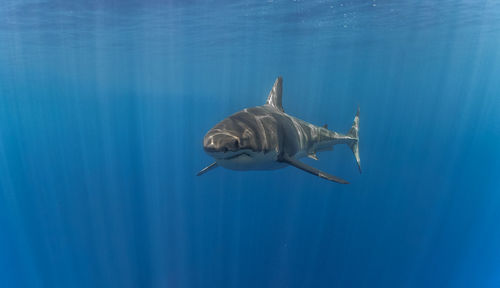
[1,0,500,287]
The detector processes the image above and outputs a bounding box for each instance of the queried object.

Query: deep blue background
[1,0,500,287]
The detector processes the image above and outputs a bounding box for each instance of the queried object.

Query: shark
[197,77,361,184]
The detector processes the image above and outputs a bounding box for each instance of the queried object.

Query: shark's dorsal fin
[266,76,284,112]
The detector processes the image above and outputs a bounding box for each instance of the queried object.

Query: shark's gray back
[217,104,321,158]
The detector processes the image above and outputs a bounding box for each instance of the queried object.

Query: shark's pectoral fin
[280,155,349,184]
[197,162,218,176]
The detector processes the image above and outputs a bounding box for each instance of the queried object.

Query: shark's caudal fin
[266,76,284,112]
[348,107,361,173]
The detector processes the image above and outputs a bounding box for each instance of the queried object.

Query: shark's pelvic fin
[308,153,319,161]
[266,76,284,112]
[280,154,349,184]
[197,162,218,176]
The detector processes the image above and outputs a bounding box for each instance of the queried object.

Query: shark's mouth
[209,150,253,161]
[222,152,252,160]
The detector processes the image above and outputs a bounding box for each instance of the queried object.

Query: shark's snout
[203,132,240,155]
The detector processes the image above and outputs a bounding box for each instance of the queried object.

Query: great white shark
[197,77,361,184]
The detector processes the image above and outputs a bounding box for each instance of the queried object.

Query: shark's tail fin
[348,107,361,173]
